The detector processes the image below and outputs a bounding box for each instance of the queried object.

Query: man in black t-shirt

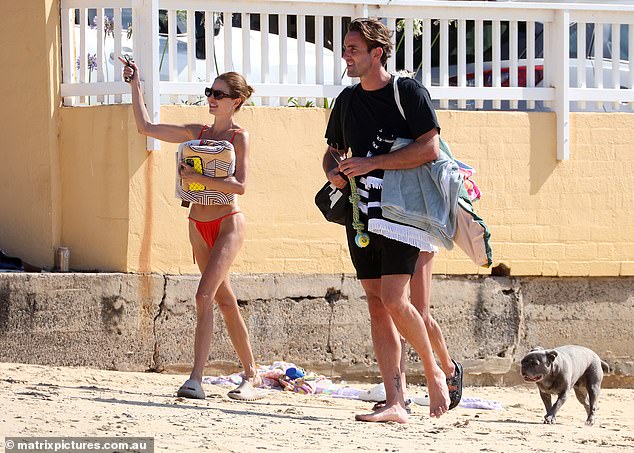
[323,18,451,423]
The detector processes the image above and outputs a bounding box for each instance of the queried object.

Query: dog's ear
[530,346,544,352]
[546,350,558,364]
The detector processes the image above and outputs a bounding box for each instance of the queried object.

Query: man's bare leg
[355,279,409,423]
[381,274,450,418]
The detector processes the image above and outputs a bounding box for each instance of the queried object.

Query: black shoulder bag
[314,86,356,225]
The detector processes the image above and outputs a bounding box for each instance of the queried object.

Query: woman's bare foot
[355,403,409,424]
[427,367,450,418]
[245,373,262,388]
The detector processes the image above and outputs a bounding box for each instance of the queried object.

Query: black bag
[314,181,350,225]
[314,85,357,225]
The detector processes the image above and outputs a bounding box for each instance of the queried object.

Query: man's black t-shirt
[324,76,440,231]
[325,76,439,160]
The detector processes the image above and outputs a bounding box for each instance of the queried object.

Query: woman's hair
[216,72,254,112]
[348,18,393,66]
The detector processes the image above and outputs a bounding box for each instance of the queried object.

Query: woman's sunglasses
[204,87,237,100]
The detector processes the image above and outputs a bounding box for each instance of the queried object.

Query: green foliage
[287,97,315,108]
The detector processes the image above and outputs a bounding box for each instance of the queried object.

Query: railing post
[354,4,368,19]
[552,9,570,160]
[134,0,160,151]
[60,4,75,106]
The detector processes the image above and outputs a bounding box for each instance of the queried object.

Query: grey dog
[520,345,609,425]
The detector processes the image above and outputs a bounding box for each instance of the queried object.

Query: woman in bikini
[121,58,263,401]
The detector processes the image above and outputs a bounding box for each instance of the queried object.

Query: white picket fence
[60,0,634,159]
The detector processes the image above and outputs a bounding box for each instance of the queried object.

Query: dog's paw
[585,417,595,426]
[544,415,556,424]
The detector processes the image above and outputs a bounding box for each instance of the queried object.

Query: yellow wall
[0,0,61,266]
[54,106,634,276]
[2,1,633,276]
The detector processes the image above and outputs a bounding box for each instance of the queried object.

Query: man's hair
[348,18,393,66]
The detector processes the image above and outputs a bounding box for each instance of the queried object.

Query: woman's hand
[178,161,200,184]
[118,56,137,83]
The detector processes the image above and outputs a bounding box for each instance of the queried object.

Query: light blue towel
[381,138,463,250]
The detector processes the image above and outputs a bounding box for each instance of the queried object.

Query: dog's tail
[601,360,610,373]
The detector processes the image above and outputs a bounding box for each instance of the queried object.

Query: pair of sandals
[177,378,265,401]
[371,359,463,413]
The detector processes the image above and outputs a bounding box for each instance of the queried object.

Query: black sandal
[447,359,463,410]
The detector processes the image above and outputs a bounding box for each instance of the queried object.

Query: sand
[1,362,633,452]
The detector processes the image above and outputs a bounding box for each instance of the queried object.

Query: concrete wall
[1,273,632,386]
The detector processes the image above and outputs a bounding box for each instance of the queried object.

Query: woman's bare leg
[188,213,248,383]
[410,252,455,378]
[215,277,260,385]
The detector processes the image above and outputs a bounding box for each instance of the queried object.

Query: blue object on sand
[285,367,305,379]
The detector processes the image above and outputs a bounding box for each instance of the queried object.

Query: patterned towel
[176,139,236,205]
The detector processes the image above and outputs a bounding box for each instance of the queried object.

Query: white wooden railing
[60,0,634,159]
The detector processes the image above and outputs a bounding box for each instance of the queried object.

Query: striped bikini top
[176,126,242,206]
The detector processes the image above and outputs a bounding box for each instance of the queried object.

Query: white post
[136,0,160,151]
[473,20,483,109]
[630,23,634,111]
[96,8,105,104]
[114,7,123,104]
[509,20,518,110]
[458,19,466,109]
[387,17,396,73]
[315,15,324,107]
[333,16,342,85]
[261,13,269,105]
[552,9,570,160]
[527,21,535,110]
[611,23,621,110]
[279,14,288,106]
[405,18,414,73]
[440,19,449,109]
[492,20,501,110]
[242,13,250,80]
[187,10,196,104]
[223,11,233,72]
[577,22,586,111]
[205,11,215,81]
[298,14,306,105]
[61,6,75,106]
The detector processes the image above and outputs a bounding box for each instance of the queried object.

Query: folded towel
[380,138,463,249]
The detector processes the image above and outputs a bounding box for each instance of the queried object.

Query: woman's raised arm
[120,56,201,143]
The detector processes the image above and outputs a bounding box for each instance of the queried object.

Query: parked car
[71,13,351,105]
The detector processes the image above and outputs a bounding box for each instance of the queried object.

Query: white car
[71,11,350,106]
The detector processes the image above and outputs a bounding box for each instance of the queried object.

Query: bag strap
[392,75,406,120]
[392,75,456,161]
[337,83,358,151]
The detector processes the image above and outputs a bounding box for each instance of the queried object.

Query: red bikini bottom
[189,211,241,262]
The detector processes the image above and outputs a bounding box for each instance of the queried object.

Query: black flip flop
[447,359,463,410]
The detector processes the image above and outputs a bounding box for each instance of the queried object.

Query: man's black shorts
[345,226,419,280]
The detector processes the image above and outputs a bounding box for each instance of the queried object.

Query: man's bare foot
[355,403,409,424]
[427,367,450,418]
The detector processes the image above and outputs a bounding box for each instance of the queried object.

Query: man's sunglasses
[204,87,237,100]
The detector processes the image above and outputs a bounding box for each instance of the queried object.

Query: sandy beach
[1,362,633,452]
